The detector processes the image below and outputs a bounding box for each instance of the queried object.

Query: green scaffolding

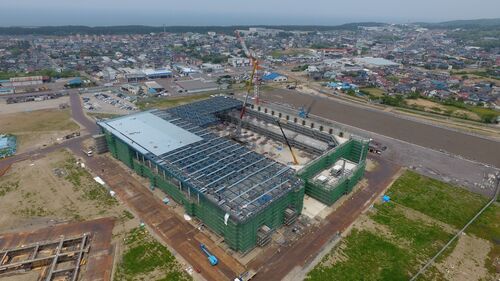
[104,131,305,253]
[297,138,369,206]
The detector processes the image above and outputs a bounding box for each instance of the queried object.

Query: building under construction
[98,96,368,252]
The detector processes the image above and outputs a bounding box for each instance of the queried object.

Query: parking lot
[82,91,137,115]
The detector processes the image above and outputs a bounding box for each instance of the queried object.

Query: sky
[1,0,499,26]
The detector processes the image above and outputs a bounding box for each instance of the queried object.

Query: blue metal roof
[68,77,82,85]
[262,72,283,81]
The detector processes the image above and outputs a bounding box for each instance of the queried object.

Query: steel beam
[229,167,290,202]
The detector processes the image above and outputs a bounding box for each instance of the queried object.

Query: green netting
[298,139,369,206]
[104,132,305,252]
[103,130,366,251]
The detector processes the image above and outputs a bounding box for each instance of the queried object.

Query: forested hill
[0,23,385,35]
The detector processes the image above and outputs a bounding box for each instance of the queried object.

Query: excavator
[298,98,317,119]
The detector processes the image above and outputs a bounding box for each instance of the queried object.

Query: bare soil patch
[0,109,79,153]
[435,233,492,281]
[0,150,124,232]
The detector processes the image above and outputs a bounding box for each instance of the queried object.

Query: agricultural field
[0,109,80,152]
[307,170,499,281]
[114,227,192,281]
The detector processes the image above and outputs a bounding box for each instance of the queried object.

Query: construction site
[98,96,369,254]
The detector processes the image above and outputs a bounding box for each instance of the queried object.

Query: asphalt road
[0,92,95,173]
[69,92,100,135]
[264,89,500,168]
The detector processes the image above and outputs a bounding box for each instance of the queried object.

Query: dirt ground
[406,98,447,110]
[451,109,481,121]
[0,96,70,114]
[435,233,492,281]
[404,99,481,121]
[0,218,117,281]
[0,150,145,280]
[0,150,125,233]
[0,109,80,153]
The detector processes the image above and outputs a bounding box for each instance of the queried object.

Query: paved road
[265,89,500,168]
[0,92,95,173]
[0,136,88,173]
[250,156,401,281]
[69,92,100,135]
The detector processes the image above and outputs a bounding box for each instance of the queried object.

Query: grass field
[136,93,214,110]
[360,87,386,98]
[306,170,498,281]
[357,85,499,123]
[271,48,312,58]
[0,109,79,132]
[0,109,80,152]
[114,227,192,281]
[384,171,488,229]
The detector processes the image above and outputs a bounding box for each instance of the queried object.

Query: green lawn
[384,171,488,229]
[307,202,453,281]
[307,230,411,281]
[136,93,213,110]
[114,227,191,281]
[371,203,452,258]
[306,171,496,281]
[360,87,386,98]
[0,109,79,133]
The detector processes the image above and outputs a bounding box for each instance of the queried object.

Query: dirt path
[249,156,401,281]
[82,155,246,281]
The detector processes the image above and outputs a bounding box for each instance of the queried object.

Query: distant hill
[0,22,386,36]
[420,18,500,30]
[0,19,498,35]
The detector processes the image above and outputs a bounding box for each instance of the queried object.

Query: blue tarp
[382,195,391,202]
[67,77,82,86]
[262,72,284,81]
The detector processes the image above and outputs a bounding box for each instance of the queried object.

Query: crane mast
[235,30,261,138]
